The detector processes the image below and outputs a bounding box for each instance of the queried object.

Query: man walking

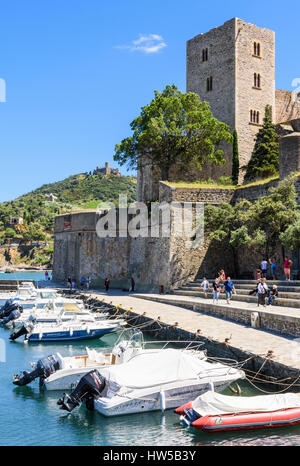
[223,277,235,304]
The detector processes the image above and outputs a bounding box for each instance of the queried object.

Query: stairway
[173,279,300,309]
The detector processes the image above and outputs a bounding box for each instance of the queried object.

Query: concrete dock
[72,289,300,387]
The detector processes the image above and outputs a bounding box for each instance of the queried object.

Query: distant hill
[0,172,137,268]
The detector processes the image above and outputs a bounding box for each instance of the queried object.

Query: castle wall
[276,90,300,124]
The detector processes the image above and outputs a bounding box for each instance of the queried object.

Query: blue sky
[0,0,299,201]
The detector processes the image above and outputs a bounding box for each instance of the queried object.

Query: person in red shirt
[284,257,293,281]
[104,278,110,292]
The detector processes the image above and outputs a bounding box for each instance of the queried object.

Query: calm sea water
[0,272,46,281]
[1,287,300,446]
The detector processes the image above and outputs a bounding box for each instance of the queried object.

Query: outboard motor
[0,300,19,319]
[13,353,63,386]
[9,320,35,341]
[57,369,106,413]
[1,306,23,325]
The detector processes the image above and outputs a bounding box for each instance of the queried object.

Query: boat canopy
[99,348,218,389]
[192,390,300,416]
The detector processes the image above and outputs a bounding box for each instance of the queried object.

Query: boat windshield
[116,329,144,348]
[39,292,58,299]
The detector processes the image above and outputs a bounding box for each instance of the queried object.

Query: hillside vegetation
[0,172,137,269]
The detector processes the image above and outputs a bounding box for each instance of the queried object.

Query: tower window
[254,73,261,88]
[253,42,261,57]
[202,48,208,62]
[250,110,260,124]
[206,76,213,92]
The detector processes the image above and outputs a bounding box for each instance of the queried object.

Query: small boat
[13,329,145,389]
[9,317,125,343]
[13,330,207,391]
[57,349,245,416]
[175,390,300,432]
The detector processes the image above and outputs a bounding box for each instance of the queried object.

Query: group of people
[250,277,278,307]
[256,257,293,281]
[200,271,236,305]
[200,266,279,307]
[66,275,136,293]
[67,276,91,290]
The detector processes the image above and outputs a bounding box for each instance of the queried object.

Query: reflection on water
[1,289,300,446]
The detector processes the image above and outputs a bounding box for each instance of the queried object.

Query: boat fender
[228,382,241,395]
[39,332,43,340]
[160,391,166,412]
[70,328,73,337]
[209,380,214,392]
[87,327,90,334]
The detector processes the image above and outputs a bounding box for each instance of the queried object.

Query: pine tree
[244,105,279,181]
[232,129,239,184]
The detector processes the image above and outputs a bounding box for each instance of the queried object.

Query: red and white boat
[175,390,300,432]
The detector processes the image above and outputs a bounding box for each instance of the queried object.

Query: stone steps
[191,279,300,286]
[178,286,300,298]
[173,289,300,308]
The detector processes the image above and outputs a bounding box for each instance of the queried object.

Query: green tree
[204,175,298,276]
[244,105,279,181]
[114,84,233,181]
[5,228,16,239]
[232,129,239,185]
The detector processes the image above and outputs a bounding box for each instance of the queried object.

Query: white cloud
[116,34,167,54]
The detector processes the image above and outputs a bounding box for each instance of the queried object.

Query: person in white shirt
[257,278,268,307]
[260,260,268,278]
[200,278,209,298]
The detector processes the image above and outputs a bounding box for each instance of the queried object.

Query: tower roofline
[187,17,274,43]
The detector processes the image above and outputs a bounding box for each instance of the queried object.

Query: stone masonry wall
[276,90,300,124]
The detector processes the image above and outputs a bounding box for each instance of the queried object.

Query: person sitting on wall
[268,285,278,305]
[218,269,226,282]
[254,266,261,280]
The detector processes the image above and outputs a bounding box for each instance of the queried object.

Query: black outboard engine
[0,300,19,319]
[9,320,35,341]
[13,354,63,386]
[1,306,23,325]
[57,369,106,413]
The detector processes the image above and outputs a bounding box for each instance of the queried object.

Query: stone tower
[187,18,275,182]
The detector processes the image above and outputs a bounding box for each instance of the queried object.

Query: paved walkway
[81,289,300,370]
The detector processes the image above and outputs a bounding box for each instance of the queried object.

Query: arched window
[254,73,261,88]
[206,76,213,92]
[256,111,260,124]
[202,48,208,62]
[253,42,261,57]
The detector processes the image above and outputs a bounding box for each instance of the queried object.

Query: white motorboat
[12,330,207,391]
[9,316,125,343]
[58,348,245,416]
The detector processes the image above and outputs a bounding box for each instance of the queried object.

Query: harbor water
[1,289,300,446]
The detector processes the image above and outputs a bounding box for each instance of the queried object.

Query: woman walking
[284,257,293,281]
[212,278,221,304]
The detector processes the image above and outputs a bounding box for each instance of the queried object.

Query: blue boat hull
[27,327,118,342]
